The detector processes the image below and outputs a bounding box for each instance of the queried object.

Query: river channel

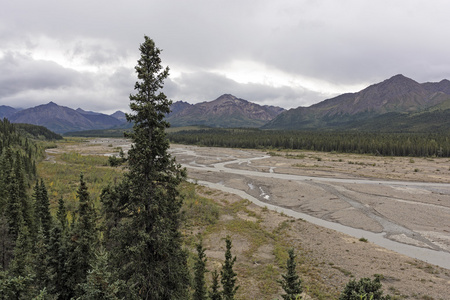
[170,145,450,270]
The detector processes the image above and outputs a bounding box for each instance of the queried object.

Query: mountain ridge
[8,102,125,134]
[263,74,450,131]
[166,94,285,128]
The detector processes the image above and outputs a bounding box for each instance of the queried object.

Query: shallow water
[173,146,450,270]
[196,180,450,270]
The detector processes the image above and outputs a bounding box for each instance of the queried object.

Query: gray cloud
[164,71,330,109]
[2,0,450,112]
[0,52,82,97]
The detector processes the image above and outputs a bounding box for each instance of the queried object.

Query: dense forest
[168,128,450,157]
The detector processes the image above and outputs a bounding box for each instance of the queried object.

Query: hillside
[166,94,284,128]
[263,74,450,131]
[8,102,125,133]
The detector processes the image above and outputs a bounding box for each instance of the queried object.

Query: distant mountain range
[2,74,450,134]
[5,102,126,134]
[263,74,450,132]
[166,94,285,128]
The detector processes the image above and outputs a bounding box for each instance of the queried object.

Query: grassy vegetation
[37,142,124,214]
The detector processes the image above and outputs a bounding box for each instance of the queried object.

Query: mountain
[167,101,192,117]
[9,102,124,134]
[0,105,20,119]
[263,74,450,131]
[166,94,285,128]
[110,110,127,122]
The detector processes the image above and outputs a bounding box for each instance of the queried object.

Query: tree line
[168,128,450,157]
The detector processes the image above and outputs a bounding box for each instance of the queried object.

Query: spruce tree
[47,220,70,299]
[101,35,189,299]
[56,197,68,231]
[77,247,128,300]
[279,248,302,300]
[67,174,97,298]
[193,240,208,300]
[13,154,33,234]
[33,227,49,291]
[209,270,222,300]
[0,213,14,270]
[5,173,23,240]
[339,276,391,300]
[9,225,33,278]
[221,236,238,300]
[33,180,52,240]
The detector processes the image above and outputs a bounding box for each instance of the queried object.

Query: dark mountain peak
[422,79,450,95]
[110,110,127,122]
[168,101,192,117]
[166,95,284,128]
[373,74,421,91]
[213,94,248,104]
[388,74,412,81]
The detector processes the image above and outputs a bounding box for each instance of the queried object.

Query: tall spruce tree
[33,180,52,240]
[47,221,70,298]
[101,35,189,299]
[67,174,97,298]
[279,248,302,300]
[193,240,208,300]
[221,236,238,300]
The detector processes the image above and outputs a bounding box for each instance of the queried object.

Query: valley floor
[50,138,450,299]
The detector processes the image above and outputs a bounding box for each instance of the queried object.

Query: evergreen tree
[0,213,14,270]
[67,174,97,298]
[5,173,23,240]
[13,154,33,234]
[78,247,128,300]
[33,227,48,292]
[193,240,208,300]
[279,248,302,300]
[221,236,238,300]
[339,276,391,300]
[209,270,222,300]
[56,197,68,232]
[33,180,52,240]
[47,220,70,299]
[0,273,35,300]
[101,35,189,299]
[9,225,33,278]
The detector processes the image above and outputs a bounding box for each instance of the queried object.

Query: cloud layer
[2,0,450,112]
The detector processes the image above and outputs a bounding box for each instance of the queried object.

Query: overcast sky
[1,0,450,114]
